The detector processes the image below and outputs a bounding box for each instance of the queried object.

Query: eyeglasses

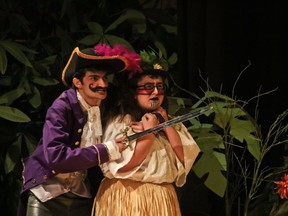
[136,83,165,95]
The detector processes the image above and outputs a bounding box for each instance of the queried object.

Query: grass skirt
[92,178,181,216]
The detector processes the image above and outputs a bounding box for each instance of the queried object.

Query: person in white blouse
[92,50,200,216]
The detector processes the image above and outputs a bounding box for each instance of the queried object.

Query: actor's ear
[72,78,82,88]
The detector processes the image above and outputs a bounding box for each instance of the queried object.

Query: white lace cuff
[103,140,121,161]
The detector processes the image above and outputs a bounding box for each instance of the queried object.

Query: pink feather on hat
[94,44,142,78]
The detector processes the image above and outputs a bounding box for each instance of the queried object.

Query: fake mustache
[89,85,107,92]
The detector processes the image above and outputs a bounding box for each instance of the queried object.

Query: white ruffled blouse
[100,115,200,187]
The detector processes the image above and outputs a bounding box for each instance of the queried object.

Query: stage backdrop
[176,1,287,215]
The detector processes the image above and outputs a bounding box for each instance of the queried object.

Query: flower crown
[139,50,169,72]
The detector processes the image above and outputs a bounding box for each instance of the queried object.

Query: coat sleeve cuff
[103,140,121,161]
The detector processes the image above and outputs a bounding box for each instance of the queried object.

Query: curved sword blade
[126,106,212,142]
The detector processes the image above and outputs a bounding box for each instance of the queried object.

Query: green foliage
[0,105,30,122]
[1,1,286,216]
[139,49,170,71]
[0,1,179,215]
[78,8,147,49]
[169,80,288,215]
[192,98,261,197]
[0,40,34,74]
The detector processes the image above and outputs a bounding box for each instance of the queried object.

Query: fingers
[130,121,144,133]
[115,135,129,152]
[141,113,158,130]
[117,142,128,152]
[142,113,157,121]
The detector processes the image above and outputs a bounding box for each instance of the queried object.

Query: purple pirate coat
[17,88,109,215]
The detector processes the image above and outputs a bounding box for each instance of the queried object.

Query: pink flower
[275,174,288,199]
[94,43,142,78]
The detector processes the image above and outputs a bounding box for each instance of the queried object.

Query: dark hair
[102,73,168,128]
[72,67,108,88]
[72,68,87,85]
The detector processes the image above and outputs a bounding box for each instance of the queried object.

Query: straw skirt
[92,178,181,216]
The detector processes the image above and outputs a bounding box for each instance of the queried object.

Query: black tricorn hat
[62,47,128,87]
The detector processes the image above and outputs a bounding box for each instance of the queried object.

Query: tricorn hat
[62,47,128,87]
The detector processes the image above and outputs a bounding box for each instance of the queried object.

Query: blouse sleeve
[101,115,138,178]
[174,123,200,187]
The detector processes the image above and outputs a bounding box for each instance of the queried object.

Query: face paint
[136,83,165,95]
[150,101,159,107]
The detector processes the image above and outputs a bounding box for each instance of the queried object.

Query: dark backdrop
[177,1,287,215]
[177,0,287,157]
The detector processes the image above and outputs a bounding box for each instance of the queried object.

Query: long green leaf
[35,55,57,65]
[31,77,59,86]
[29,85,41,108]
[78,34,102,46]
[212,102,246,129]
[0,40,33,67]
[126,9,146,34]
[6,41,37,54]
[191,128,227,197]
[168,52,177,65]
[161,24,177,34]
[87,22,103,34]
[5,133,22,174]
[104,35,134,50]
[0,46,7,74]
[0,88,25,105]
[205,91,235,102]
[105,9,145,33]
[0,105,31,122]
[154,41,167,59]
[244,135,261,160]
[230,118,257,143]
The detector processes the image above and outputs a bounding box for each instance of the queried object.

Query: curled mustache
[89,84,107,92]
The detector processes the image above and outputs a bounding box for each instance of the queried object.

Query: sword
[123,106,212,146]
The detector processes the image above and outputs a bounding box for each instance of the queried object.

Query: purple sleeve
[41,97,109,174]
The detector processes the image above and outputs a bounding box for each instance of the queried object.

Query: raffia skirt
[92,178,181,216]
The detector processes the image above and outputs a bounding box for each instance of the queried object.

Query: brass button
[77,128,82,133]
[75,141,80,145]
[52,170,56,174]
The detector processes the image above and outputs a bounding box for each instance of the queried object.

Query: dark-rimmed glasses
[136,83,165,95]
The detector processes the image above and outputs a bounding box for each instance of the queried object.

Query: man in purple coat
[18,45,129,216]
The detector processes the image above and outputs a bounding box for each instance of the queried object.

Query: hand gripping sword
[123,106,213,146]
